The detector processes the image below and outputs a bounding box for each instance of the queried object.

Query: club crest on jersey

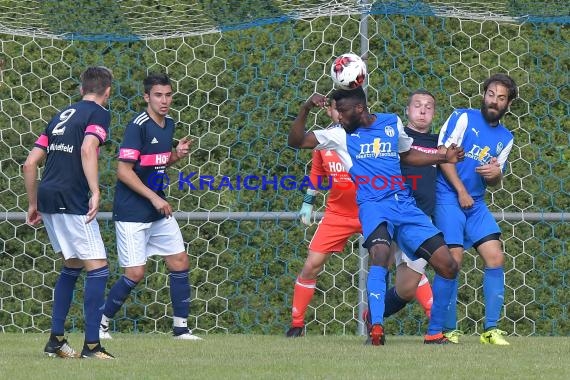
[384,125,395,137]
[356,138,394,159]
[496,142,503,154]
[467,144,492,164]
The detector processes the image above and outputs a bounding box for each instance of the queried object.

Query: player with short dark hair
[435,73,518,345]
[23,66,115,359]
[98,73,201,340]
[288,87,462,345]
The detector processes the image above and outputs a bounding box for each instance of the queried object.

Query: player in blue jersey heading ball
[435,73,518,345]
[99,73,201,341]
[24,66,115,359]
[289,87,463,345]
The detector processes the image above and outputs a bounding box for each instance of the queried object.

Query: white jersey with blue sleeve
[313,113,413,205]
[436,108,513,202]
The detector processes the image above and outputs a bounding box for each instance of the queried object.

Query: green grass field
[1,333,568,379]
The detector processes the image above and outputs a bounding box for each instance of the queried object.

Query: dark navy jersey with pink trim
[400,126,439,217]
[34,100,109,214]
[113,111,175,222]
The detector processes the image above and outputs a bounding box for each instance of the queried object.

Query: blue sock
[84,266,109,344]
[483,266,505,330]
[51,267,82,335]
[444,275,459,331]
[427,274,455,335]
[103,275,138,319]
[367,266,388,326]
[383,287,408,318]
[169,270,190,335]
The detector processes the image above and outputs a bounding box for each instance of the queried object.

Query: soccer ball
[330,53,367,90]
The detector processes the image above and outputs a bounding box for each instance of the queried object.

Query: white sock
[100,314,110,327]
[173,316,188,328]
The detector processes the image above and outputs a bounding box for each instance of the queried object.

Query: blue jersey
[400,127,438,217]
[436,109,513,203]
[113,111,175,222]
[34,100,109,214]
[313,113,414,205]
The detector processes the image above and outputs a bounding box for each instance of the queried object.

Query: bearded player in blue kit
[435,73,518,345]
[288,87,463,345]
[98,73,201,341]
[23,66,115,359]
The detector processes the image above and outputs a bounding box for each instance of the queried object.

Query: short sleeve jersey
[113,111,175,222]
[313,113,413,205]
[34,100,109,214]
[309,127,358,217]
[437,108,514,203]
[400,127,439,217]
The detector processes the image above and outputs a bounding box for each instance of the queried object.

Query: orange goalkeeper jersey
[310,149,358,218]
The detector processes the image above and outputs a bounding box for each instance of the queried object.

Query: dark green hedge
[0,10,567,336]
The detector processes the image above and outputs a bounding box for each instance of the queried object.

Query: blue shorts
[359,194,441,261]
[433,201,500,250]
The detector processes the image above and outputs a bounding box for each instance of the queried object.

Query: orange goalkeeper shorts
[308,212,362,254]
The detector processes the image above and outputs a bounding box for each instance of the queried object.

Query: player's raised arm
[288,93,328,149]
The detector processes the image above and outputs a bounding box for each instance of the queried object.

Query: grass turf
[1,333,568,379]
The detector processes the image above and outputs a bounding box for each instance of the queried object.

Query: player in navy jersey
[435,73,518,345]
[23,66,115,359]
[289,87,462,345]
[380,90,440,323]
[99,73,201,341]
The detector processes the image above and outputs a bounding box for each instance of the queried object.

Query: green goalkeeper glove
[299,188,316,225]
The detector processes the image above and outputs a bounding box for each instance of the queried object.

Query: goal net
[0,0,567,336]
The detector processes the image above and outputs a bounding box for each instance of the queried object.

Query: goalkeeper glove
[299,188,316,225]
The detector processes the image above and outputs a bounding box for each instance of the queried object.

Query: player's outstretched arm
[288,93,327,149]
[22,147,46,226]
[400,143,464,166]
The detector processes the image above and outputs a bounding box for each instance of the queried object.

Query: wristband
[302,188,317,204]
[303,193,316,205]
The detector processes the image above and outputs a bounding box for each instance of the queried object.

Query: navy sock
[383,287,408,318]
[51,267,82,335]
[102,275,138,320]
[84,266,109,344]
[169,270,190,335]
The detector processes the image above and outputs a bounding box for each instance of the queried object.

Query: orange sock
[291,277,316,327]
[415,274,433,318]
